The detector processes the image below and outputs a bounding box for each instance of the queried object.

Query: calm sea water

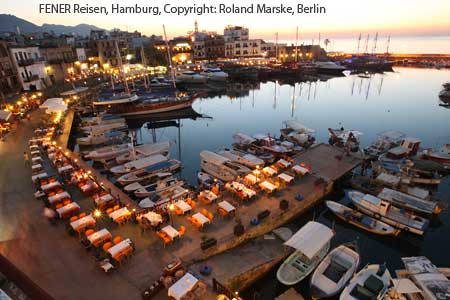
[134,67,450,299]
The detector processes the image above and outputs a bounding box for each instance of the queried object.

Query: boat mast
[275,32,279,62]
[140,45,149,90]
[356,33,361,55]
[385,35,391,55]
[162,25,177,89]
[364,34,370,54]
[295,26,299,63]
[115,40,130,96]
[372,32,378,55]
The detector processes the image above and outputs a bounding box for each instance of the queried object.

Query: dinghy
[310,243,360,299]
[340,264,391,300]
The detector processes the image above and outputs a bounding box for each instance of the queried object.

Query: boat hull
[115,99,194,116]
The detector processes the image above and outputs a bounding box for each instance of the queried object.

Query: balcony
[17,57,45,66]
[23,74,40,83]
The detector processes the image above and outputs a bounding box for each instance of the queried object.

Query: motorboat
[365,131,406,159]
[197,171,222,188]
[252,134,290,156]
[348,190,429,235]
[93,93,139,106]
[200,150,251,182]
[110,154,168,175]
[200,67,229,82]
[176,70,208,84]
[123,172,172,192]
[148,77,172,89]
[80,114,126,127]
[280,120,316,148]
[277,221,334,286]
[377,188,441,215]
[386,138,421,160]
[218,148,264,169]
[232,132,275,162]
[310,243,360,299]
[81,121,127,133]
[340,264,391,300]
[421,144,450,165]
[313,61,346,75]
[76,130,126,146]
[328,128,362,152]
[134,177,184,198]
[115,142,171,164]
[117,160,181,185]
[84,143,131,161]
[326,201,400,236]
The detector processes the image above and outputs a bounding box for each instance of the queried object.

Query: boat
[340,264,392,300]
[421,144,450,165]
[117,160,181,185]
[199,67,229,82]
[343,55,394,72]
[110,154,168,175]
[134,177,184,198]
[81,122,127,133]
[80,114,126,127]
[313,61,347,75]
[232,132,276,162]
[115,142,171,164]
[76,130,126,146]
[93,93,140,106]
[276,221,334,286]
[328,128,362,152]
[122,172,172,192]
[200,150,251,182]
[218,148,264,168]
[326,201,400,236]
[348,190,429,235]
[252,134,290,156]
[377,188,441,215]
[386,138,421,159]
[310,243,360,299]
[197,171,222,188]
[280,120,316,148]
[176,70,208,84]
[84,143,132,161]
[365,131,406,159]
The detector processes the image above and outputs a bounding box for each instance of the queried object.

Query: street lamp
[168,204,175,226]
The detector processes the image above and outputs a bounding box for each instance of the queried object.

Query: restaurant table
[192,213,210,226]
[226,182,256,199]
[56,202,80,218]
[175,200,192,214]
[41,181,61,192]
[70,214,95,232]
[292,165,309,175]
[107,238,133,259]
[30,144,39,151]
[87,228,112,246]
[94,193,114,206]
[32,156,43,163]
[161,225,179,240]
[244,174,260,185]
[31,164,42,171]
[277,159,291,168]
[259,181,277,193]
[48,191,71,204]
[168,273,199,300]
[32,172,48,183]
[218,201,236,213]
[278,173,294,183]
[108,207,131,222]
[31,150,40,156]
[58,165,73,174]
[142,211,162,226]
[200,190,218,202]
[80,180,97,193]
[48,152,56,160]
[262,166,277,176]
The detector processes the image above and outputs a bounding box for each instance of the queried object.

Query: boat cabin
[387,138,421,159]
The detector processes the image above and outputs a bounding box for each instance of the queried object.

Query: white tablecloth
[278,173,294,183]
[70,215,95,231]
[292,165,309,175]
[32,172,48,183]
[58,165,73,174]
[32,156,42,163]
[244,174,260,184]
[277,158,291,168]
[259,181,277,192]
[56,202,79,217]
[175,200,192,213]
[200,190,218,202]
[41,181,61,192]
[192,212,210,226]
[142,211,162,226]
[168,273,199,300]
[108,239,132,258]
[87,228,111,244]
[108,207,131,222]
[94,193,114,205]
[48,191,71,204]
[32,164,42,170]
[162,225,179,239]
[263,166,277,176]
[218,201,235,213]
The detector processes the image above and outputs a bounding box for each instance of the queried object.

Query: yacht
[313,61,347,75]
[76,130,126,146]
[218,148,264,168]
[134,177,184,198]
[200,150,251,182]
[92,93,139,106]
[115,142,171,164]
[176,70,208,84]
[110,154,168,175]
[84,143,132,161]
[117,159,181,185]
[200,67,229,82]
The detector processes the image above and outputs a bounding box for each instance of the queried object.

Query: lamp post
[168,203,175,226]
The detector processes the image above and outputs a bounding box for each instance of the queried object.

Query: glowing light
[94,209,101,218]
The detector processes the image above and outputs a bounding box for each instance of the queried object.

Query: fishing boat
[377,188,441,215]
[117,160,181,185]
[199,67,229,82]
[348,190,429,235]
[200,150,251,182]
[84,143,132,161]
[277,221,334,286]
[197,171,222,188]
[421,144,450,165]
[328,128,362,152]
[280,120,316,148]
[115,142,171,164]
[252,134,290,156]
[123,172,172,192]
[313,61,347,75]
[386,138,421,160]
[310,243,360,299]
[232,133,275,162]
[110,154,168,175]
[340,264,391,300]
[365,131,406,159]
[326,201,400,236]
[218,148,264,168]
[134,177,184,198]
[76,130,126,146]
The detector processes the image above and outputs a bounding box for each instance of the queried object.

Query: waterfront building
[9,46,50,91]
[278,44,327,61]
[39,44,77,83]
[224,25,249,42]
[0,40,21,98]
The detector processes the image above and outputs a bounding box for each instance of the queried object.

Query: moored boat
[340,264,391,300]
[421,144,450,165]
[84,143,131,161]
[117,160,181,185]
[218,148,264,168]
[326,201,400,236]
[377,188,441,215]
[115,141,171,164]
[365,131,406,159]
[110,154,168,175]
[200,150,251,182]
[134,177,184,198]
[123,172,172,192]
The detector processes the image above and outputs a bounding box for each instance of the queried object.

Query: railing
[23,74,40,82]
[17,57,45,66]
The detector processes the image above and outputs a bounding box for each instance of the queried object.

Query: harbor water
[132,67,450,299]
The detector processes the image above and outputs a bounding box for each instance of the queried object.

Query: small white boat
[117,160,181,185]
[340,264,391,300]
[197,171,222,188]
[81,122,127,133]
[200,67,228,82]
[348,190,429,236]
[134,178,184,198]
[115,141,170,164]
[123,172,172,192]
[377,188,441,215]
[93,93,139,106]
[310,243,360,299]
[277,221,334,286]
[110,154,167,175]
[253,134,290,156]
[84,143,131,161]
[76,131,125,146]
[364,131,405,158]
[200,150,251,182]
[176,70,208,84]
[218,148,264,169]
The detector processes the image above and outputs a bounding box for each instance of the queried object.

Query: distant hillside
[0,14,104,36]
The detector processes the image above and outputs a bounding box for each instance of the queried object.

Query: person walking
[24,151,30,167]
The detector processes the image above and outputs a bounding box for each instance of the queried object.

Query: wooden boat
[310,243,360,299]
[377,188,442,215]
[328,128,362,152]
[280,120,316,148]
[134,178,184,198]
[117,160,181,185]
[123,172,172,192]
[386,138,421,159]
[348,190,429,236]
[364,131,405,159]
[421,144,450,165]
[340,264,391,300]
[326,201,400,236]
[253,133,291,156]
[277,221,334,286]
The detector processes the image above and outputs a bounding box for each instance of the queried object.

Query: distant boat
[310,243,360,299]
[199,67,229,82]
[326,201,400,236]
[348,190,429,235]
[340,264,391,300]
[176,70,208,84]
[277,221,334,286]
[313,61,346,75]
[117,160,181,185]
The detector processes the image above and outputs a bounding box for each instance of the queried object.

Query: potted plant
[234,218,245,236]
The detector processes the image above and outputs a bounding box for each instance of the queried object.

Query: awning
[392,278,421,294]
[168,273,198,300]
[284,221,334,259]
[40,98,68,113]
[0,110,11,121]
